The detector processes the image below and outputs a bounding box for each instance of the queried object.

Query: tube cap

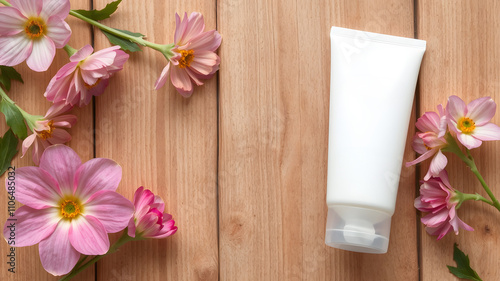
[325,205,391,254]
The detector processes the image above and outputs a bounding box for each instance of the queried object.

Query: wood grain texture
[218,0,418,280]
[0,0,93,280]
[93,0,218,280]
[417,0,500,280]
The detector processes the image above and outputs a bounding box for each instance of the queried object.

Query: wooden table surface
[2,0,500,280]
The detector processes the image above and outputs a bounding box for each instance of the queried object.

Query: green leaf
[0,99,27,139]
[101,28,144,52]
[0,66,24,91]
[0,129,18,176]
[72,0,122,21]
[447,243,482,281]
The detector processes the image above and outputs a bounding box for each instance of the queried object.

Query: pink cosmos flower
[22,102,76,165]
[446,95,500,149]
[127,186,177,239]
[44,44,129,107]
[414,170,473,240]
[406,105,448,180]
[3,145,134,276]
[0,0,72,72]
[154,12,221,97]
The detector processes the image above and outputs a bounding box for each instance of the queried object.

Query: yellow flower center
[24,17,46,40]
[457,117,476,134]
[178,50,195,68]
[84,78,102,90]
[38,120,54,140]
[60,199,82,219]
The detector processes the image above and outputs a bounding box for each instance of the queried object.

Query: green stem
[0,0,11,7]
[59,231,138,281]
[68,10,175,58]
[63,45,78,57]
[455,191,494,209]
[442,133,500,212]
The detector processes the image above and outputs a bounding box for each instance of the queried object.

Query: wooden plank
[0,0,93,280]
[417,0,500,280]
[218,0,418,280]
[93,0,219,280]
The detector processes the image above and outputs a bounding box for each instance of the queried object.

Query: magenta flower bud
[128,187,177,239]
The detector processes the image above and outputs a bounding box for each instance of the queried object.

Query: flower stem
[68,10,175,58]
[59,231,139,281]
[455,191,494,209]
[0,0,11,7]
[442,133,500,212]
[63,45,78,57]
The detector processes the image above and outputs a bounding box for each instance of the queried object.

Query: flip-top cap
[325,205,391,254]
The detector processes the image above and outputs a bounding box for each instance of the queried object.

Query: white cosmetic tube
[325,26,426,253]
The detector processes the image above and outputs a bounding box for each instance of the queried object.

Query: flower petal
[424,150,447,180]
[38,220,80,276]
[457,133,482,149]
[154,219,177,238]
[0,33,32,67]
[0,7,25,36]
[26,35,56,72]
[472,123,500,141]
[45,101,74,119]
[39,145,82,196]
[187,30,220,51]
[406,148,438,167]
[41,0,70,20]
[9,166,62,209]
[21,134,36,157]
[446,95,466,122]
[69,215,109,255]
[45,19,71,48]
[182,12,205,43]
[3,206,60,247]
[10,0,42,17]
[127,217,136,237]
[154,63,170,90]
[421,208,449,227]
[466,97,496,126]
[48,128,72,144]
[51,115,77,128]
[415,111,441,133]
[174,12,189,44]
[74,158,122,201]
[426,221,453,240]
[170,66,193,97]
[84,190,134,233]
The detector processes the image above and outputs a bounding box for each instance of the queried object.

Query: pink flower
[3,145,134,275]
[0,0,72,72]
[22,102,76,165]
[127,186,177,239]
[44,44,129,107]
[406,105,448,180]
[414,170,473,240]
[446,95,500,149]
[154,12,221,97]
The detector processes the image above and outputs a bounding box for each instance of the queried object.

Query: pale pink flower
[0,0,72,72]
[154,12,221,97]
[22,102,76,165]
[415,170,473,240]
[446,95,500,149]
[3,145,134,275]
[406,105,448,180]
[127,186,177,239]
[44,44,129,107]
